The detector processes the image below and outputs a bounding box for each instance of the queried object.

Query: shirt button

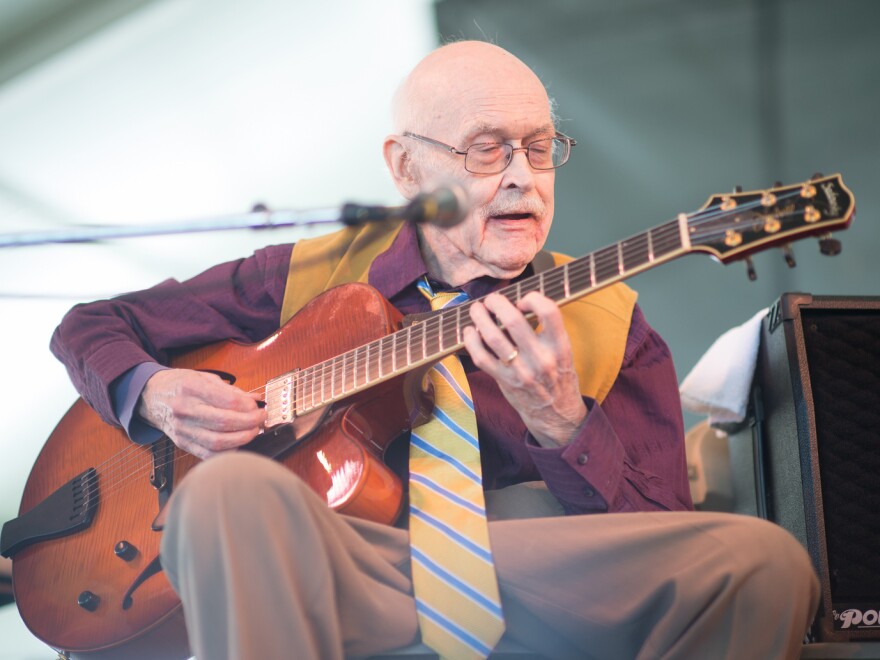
[576,453,589,465]
[584,488,595,497]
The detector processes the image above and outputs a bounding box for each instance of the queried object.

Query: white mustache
[480,192,546,218]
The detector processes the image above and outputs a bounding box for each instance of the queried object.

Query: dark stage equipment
[731,293,880,642]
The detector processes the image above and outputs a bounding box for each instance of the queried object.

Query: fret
[300,370,307,411]
[443,310,458,348]
[363,345,371,386]
[299,369,306,412]
[375,339,384,380]
[331,357,337,399]
[519,278,540,298]
[616,242,624,275]
[621,233,650,272]
[594,245,619,283]
[419,322,427,363]
[309,367,318,408]
[539,270,558,301]
[394,327,407,372]
[567,257,591,295]
[677,213,691,249]
[320,362,325,404]
[589,253,596,287]
[563,263,571,299]
[384,335,395,375]
[391,332,397,373]
[407,324,414,365]
[290,373,300,416]
[455,306,462,344]
[425,318,441,358]
[647,229,655,262]
[352,349,358,389]
[373,340,380,380]
[341,352,348,394]
[361,345,369,386]
[516,280,522,302]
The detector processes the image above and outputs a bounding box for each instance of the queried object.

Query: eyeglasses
[403,131,576,175]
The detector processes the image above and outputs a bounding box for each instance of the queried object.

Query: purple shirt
[50,223,693,514]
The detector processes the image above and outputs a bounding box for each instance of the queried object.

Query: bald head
[393,41,554,136]
[383,41,560,285]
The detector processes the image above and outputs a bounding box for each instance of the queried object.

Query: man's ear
[383,135,420,199]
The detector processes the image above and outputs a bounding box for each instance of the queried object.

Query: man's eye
[472,144,504,156]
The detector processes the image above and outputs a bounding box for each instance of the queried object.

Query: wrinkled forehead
[400,45,554,143]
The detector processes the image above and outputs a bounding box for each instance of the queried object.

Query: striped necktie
[409,277,505,659]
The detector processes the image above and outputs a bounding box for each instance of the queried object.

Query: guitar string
[275,189,818,416]
[279,225,672,414]
[70,187,828,496]
[278,188,812,413]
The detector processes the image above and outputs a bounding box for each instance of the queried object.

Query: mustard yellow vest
[280,222,637,403]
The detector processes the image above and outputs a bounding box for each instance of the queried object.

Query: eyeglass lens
[465,137,569,173]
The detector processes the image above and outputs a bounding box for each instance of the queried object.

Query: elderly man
[52,41,817,659]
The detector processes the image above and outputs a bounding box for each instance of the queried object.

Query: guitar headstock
[686,174,855,264]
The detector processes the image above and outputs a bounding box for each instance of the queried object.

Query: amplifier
[733,293,880,642]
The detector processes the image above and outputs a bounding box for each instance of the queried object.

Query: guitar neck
[264,173,854,427]
[264,217,691,425]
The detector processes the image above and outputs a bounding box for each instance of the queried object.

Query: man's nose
[501,147,537,189]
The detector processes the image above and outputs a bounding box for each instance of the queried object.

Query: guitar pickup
[265,371,298,426]
[0,468,99,557]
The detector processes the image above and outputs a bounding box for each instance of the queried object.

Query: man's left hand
[463,291,587,447]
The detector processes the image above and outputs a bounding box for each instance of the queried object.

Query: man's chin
[481,249,538,279]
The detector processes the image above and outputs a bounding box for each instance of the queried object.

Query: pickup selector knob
[114,540,138,561]
[77,590,100,611]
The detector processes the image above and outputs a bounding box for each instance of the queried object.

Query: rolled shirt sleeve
[50,244,293,426]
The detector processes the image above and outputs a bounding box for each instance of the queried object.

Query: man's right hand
[137,368,267,459]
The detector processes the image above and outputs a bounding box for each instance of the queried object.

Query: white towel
[679,308,768,427]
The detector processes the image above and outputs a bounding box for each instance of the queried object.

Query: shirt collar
[367,222,429,300]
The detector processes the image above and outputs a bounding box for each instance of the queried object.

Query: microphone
[340,185,468,228]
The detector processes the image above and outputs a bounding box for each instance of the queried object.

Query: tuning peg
[734,185,743,193]
[819,233,842,256]
[745,257,757,281]
[782,244,797,268]
[811,172,824,181]
[774,181,783,188]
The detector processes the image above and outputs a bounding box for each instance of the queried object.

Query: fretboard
[264,216,690,426]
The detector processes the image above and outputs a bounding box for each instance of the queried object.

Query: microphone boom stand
[0,206,348,249]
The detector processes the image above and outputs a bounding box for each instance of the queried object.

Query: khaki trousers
[160,452,819,660]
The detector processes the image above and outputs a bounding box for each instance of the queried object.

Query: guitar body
[11,283,428,657]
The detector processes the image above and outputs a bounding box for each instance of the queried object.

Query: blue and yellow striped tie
[409,278,505,659]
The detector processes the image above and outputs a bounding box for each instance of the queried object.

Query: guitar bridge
[0,468,98,557]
